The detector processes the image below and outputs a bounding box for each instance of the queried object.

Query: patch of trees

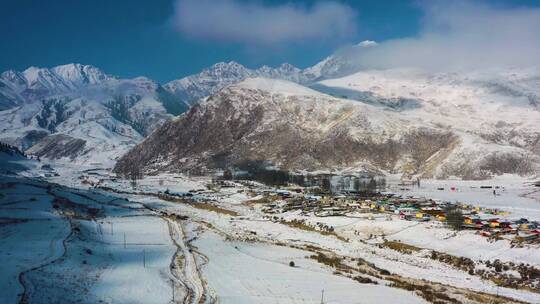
[480,152,535,176]
[0,142,26,157]
[128,166,143,189]
[229,160,295,186]
[445,206,464,230]
[107,95,146,135]
[224,160,385,194]
[36,98,70,132]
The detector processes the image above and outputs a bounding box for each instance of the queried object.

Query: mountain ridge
[114,76,540,179]
[3,55,540,177]
[0,63,186,166]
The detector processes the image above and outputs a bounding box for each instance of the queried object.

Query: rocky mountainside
[115,75,540,179]
[0,63,187,166]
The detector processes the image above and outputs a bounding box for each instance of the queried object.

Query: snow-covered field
[0,177,179,303]
[2,162,540,303]
[195,230,425,304]
[116,174,539,303]
[0,180,70,303]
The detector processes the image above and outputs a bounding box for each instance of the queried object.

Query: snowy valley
[2,145,540,303]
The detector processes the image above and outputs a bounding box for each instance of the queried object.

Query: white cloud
[357,40,378,48]
[339,1,540,71]
[172,0,357,45]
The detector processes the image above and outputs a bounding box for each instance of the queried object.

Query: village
[77,168,540,245]
[211,178,540,245]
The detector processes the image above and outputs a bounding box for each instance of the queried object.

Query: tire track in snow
[165,218,214,304]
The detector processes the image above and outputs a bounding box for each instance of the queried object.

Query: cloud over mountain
[334,1,540,72]
[172,0,357,45]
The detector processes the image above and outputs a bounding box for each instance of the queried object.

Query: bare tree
[129,167,142,189]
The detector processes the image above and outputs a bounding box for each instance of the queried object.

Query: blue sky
[1,0,539,82]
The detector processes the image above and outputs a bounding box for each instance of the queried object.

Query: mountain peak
[278,63,299,71]
[51,63,112,85]
[14,63,113,92]
[209,61,245,70]
[22,66,47,84]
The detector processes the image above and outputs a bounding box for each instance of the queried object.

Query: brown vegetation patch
[52,196,101,220]
[279,219,347,241]
[381,240,422,254]
[156,193,239,216]
[430,251,475,273]
[387,277,460,304]
[243,196,273,206]
[191,202,239,216]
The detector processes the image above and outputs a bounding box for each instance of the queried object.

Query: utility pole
[143,249,146,268]
[124,233,126,249]
[110,222,114,235]
[320,289,324,304]
[171,280,175,302]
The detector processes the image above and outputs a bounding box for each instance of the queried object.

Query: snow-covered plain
[111,173,540,303]
[0,177,178,304]
[195,231,425,304]
[0,181,70,303]
[3,160,540,303]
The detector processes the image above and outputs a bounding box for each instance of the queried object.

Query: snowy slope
[0,64,187,167]
[195,231,425,304]
[316,68,540,178]
[116,76,540,178]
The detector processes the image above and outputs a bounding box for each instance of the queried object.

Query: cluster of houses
[255,187,540,243]
[460,213,540,242]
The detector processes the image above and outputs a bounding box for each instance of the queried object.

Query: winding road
[165,218,213,304]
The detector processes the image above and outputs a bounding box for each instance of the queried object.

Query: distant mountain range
[2,52,540,178]
[0,54,352,166]
[163,55,354,106]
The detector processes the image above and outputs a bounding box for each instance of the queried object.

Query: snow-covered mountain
[0,64,187,166]
[2,59,327,165]
[162,57,359,106]
[315,68,540,177]
[0,44,378,167]
[163,44,372,107]
[115,74,540,179]
[164,61,311,106]
[4,52,540,178]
